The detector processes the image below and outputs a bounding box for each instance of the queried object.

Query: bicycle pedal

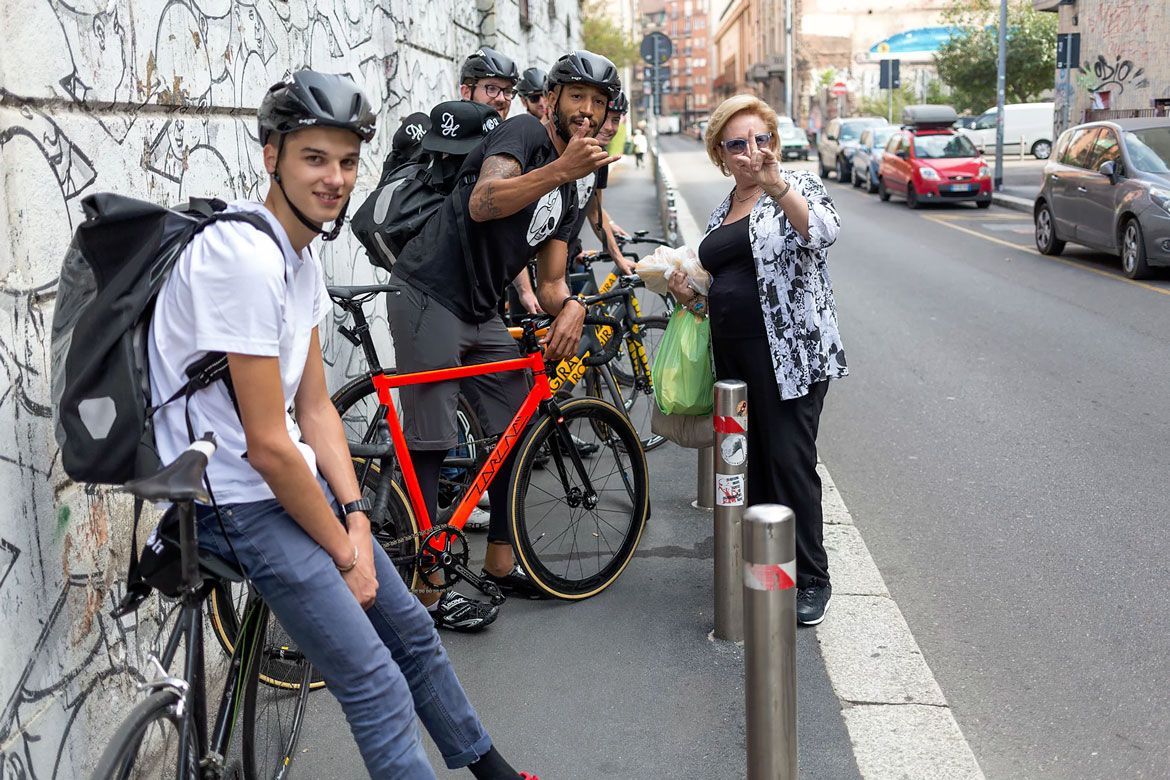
[458,568,507,605]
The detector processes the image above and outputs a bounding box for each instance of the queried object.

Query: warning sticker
[715,473,745,506]
[743,560,797,592]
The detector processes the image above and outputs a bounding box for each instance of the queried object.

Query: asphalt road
[659,133,1170,779]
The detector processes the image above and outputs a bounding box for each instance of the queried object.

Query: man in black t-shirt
[388,51,622,629]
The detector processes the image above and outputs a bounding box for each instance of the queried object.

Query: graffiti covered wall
[0,1,577,776]
[1049,0,1170,133]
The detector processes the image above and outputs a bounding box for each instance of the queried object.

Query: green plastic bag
[652,306,715,415]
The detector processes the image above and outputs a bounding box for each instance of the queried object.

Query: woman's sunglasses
[720,133,774,155]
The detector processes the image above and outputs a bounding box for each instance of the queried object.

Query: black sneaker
[796,583,831,626]
[432,591,499,632]
[482,565,548,600]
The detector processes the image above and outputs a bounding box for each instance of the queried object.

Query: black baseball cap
[392,111,431,156]
[422,100,502,154]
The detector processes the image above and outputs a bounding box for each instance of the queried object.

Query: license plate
[949,183,977,192]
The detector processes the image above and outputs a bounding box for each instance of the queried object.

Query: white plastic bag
[635,245,711,296]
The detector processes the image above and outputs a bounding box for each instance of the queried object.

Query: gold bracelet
[336,544,359,573]
[771,179,792,199]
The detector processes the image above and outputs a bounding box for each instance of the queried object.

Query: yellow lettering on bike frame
[548,309,617,393]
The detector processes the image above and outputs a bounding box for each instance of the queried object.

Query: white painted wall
[0,1,577,776]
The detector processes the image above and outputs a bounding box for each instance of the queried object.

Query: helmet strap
[551,89,573,144]
[272,134,347,241]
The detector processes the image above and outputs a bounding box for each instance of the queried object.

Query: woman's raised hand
[733,136,783,190]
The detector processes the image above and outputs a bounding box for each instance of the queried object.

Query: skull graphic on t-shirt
[526,189,564,246]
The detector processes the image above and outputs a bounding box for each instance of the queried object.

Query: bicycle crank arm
[449,564,506,605]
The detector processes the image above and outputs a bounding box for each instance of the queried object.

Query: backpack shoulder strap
[194,210,282,250]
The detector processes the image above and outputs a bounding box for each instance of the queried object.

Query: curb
[659,157,985,779]
[992,191,1033,213]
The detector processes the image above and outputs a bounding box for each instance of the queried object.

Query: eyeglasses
[720,133,774,154]
[478,83,518,100]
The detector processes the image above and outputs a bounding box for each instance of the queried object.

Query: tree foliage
[933,0,1057,114]
[582,0,639,69]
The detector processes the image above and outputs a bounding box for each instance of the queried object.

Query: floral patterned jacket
[702,169,848,400]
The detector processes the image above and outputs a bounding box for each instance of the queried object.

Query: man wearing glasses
[459,48,520,120]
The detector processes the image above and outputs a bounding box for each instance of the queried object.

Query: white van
[960,102,1055,159]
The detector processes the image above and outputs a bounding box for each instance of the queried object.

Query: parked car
[878,105,992,209]
[953,115,979,131]
[851,125,897,192]
[1033,117,1170,279]
[817,116,889,182]
[779,124,811,160]
[959,102,1055,160]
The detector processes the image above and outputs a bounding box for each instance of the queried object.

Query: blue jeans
[196,500,492,778]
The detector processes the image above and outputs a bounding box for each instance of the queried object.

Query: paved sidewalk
[291,156,862,777]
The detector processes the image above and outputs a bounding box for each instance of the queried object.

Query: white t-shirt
[148,200,331,503]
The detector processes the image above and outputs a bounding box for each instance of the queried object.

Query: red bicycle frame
[370,348,552,532]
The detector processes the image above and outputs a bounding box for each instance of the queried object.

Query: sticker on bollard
[713,415,746,434]
[715,473,745,506]
[743,560,797,592]
[720,433,746,466]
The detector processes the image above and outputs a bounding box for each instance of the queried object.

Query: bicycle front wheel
[242,603,312,780]
[510,397,649,599]
[90,689,199,779]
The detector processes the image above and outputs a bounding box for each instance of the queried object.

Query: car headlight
[919,167,940,180]
[978,165,990,178]
[1151,188,1170,215]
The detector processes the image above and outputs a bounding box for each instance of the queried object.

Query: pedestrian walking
[631,128,647,168]
[668,94,847,625]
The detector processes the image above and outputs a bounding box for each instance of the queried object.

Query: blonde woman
[669,94,847,625]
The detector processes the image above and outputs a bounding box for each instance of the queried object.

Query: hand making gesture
[557,118,621,181]
[730,132,783,191]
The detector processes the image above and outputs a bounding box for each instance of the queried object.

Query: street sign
[830,81,848,97]
[1056,33,1080,70]
[640,32,672,65]
[879,59,901,90]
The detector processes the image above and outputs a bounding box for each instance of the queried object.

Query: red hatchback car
[878,105,992,209]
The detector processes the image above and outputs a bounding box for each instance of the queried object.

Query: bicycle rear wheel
[510,397,649,599]
[90,689,199,779]
[242,603,312,780]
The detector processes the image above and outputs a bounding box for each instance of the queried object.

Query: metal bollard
[743,504,798,779]
[713,380,747,641]
[694,446,714,510]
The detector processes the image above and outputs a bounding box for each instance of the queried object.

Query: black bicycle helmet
[518,67,548,97]
[608,91,630,115]
[258,70,376,144]
[460,47,519,84]
[546,51,621,98]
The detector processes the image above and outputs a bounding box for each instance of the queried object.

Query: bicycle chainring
[416,525,470,590]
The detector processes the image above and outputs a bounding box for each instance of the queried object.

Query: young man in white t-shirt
[148,70,536,780]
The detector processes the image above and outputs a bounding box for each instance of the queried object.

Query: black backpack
[351,155,483,272]
[51,193,280,485]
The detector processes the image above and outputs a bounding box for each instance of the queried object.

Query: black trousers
[712,335,830,588]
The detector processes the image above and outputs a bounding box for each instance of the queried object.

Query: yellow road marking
[920,214,1170,297]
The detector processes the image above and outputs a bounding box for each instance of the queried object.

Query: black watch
[341,497,372,516]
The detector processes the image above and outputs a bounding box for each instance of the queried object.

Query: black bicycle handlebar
[581,314,622,366]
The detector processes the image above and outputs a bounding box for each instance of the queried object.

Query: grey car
[1034,118,1170,279]
[850,125,897,193]
[817,116,888,183]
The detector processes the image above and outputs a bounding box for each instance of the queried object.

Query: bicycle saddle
[633,229,649,238]
[328,284,395,300]
[124,437,214,502]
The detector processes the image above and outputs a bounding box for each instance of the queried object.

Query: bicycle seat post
[177,501,204,598]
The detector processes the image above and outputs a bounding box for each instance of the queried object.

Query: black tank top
[698,216,767,339]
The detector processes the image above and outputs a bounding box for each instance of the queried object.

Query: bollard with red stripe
[742,504,798,779]
[713,380,747,641]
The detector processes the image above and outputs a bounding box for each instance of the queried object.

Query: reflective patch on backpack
[78,396,117,440]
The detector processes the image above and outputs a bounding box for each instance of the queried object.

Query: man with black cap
[379,110,432,184]
[387,51,622,624]
[517,67,548,120]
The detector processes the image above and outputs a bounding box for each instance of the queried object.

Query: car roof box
[902,104,958,129]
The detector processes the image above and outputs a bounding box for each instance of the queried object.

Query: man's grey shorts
[385,276,529,451]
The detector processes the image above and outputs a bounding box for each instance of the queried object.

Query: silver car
[1034,118,1170,279]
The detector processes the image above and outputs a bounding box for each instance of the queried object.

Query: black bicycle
[93,436,313,780]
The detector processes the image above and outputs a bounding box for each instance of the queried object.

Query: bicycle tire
[332,372,484,516]
[90,689,199,780]
[510,397,649,599]
[242,604,312,780]
[586,317,667,451]
[610,313,668,388]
